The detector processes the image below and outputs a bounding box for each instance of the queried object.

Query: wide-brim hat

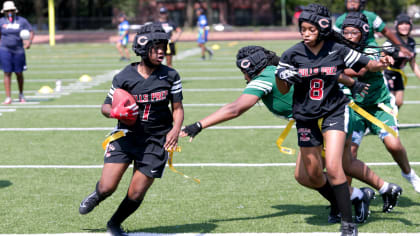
[1,1,18,13]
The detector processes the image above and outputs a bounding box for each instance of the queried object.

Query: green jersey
[354,43,390,107]
[242,65,293,119]
[335,10,386,46]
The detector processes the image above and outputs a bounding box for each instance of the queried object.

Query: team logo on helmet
[240,59,251,69]
[318,18,330,28]
[362,24,369,33]
[137,36,148,46]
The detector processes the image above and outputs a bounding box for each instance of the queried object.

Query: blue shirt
[197,15,208,28]
[0,16,32,52]
[118,20,129,39]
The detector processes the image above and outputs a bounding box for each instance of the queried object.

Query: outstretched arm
[180,94,259,141]
[381,27,413,58]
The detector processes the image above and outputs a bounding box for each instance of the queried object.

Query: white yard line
[2,124,420,132]
[1,162,420,169]
[3,233,420,236]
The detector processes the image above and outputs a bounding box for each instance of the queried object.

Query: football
[20,29,30,40]
[112,88,138,126]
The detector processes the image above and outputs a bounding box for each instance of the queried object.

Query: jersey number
[309,79,324,100]
[142,104,151,121]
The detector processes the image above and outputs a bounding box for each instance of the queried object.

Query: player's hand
[180,122,202,142]
[164,128,180,150]
[379,55,394,67]
[399,46,414,59]
[110,102,139,120]
[276,66,301,85]
[351,80,369,98]
[24,41,31,49]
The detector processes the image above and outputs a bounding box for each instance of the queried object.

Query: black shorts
[104,133,168,178]
[384,70,404,92]
[166,42,176,56]
[296,104,350,147]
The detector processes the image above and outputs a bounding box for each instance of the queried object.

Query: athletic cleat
[107,221,128,236]
[79,191,100,215]
[360,187,376,201]
[327,205,341,223]
[2,97,12,105]
[208,49,214,60]
[19,95,26,103]
[341,221,358,236]
[402,170,420,193]
[353,187,374,223]
[381,183,402,213]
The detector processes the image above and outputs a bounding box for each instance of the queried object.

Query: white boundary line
[1,162,420,169]
[4,101,420,109]
[1,124,420,132]
[2,233,420,236]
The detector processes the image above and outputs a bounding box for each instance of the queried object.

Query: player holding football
[275,4,394,235]
[341,12,420,195]
[382,13,420,108]
[79,23,184,236]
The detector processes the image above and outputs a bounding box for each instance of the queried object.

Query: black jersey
[159,21,178,39]
[279,40,370,121]
[104,63,183,135]
[383,35,416,69]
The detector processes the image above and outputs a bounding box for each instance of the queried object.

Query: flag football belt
[348,101,398,138]
[276,119,296,155]
[167,146,200,184]
[378,102,398,118]
[166,40,172,54]
[102,131,200,183]
[387,66,408,86]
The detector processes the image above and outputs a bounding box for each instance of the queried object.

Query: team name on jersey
[298,67,337,77]
[2,23,20,29]
[134,90,168,103]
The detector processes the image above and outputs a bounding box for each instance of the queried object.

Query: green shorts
[351,100,399,145]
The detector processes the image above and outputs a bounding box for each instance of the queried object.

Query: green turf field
[0,40,420,234]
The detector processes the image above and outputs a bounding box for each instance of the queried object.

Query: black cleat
[327,204,341,223]
[360,187,376,201]
[353,187,374,223]
[79,191,100,215]
[340,221,358,236]
[107,221,128,236]
[381,183,402,213]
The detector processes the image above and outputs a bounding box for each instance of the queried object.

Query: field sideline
[1,40,420,234]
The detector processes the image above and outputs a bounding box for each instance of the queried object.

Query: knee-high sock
[333,182,353,223]
[109,196,143,225]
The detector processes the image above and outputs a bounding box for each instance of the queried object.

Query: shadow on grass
[83,223,217,234]
[0,180,12,189]
[130,223,217,234]
[209,204,331,226]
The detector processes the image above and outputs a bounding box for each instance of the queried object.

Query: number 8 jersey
[104,63,183,135]
[279,40,370,121]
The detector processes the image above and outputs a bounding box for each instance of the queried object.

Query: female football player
[383,13,420,108]
[181,45,399,227]
[275,4,393,235]
[341,12,420,196]
[79,23,184,236]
